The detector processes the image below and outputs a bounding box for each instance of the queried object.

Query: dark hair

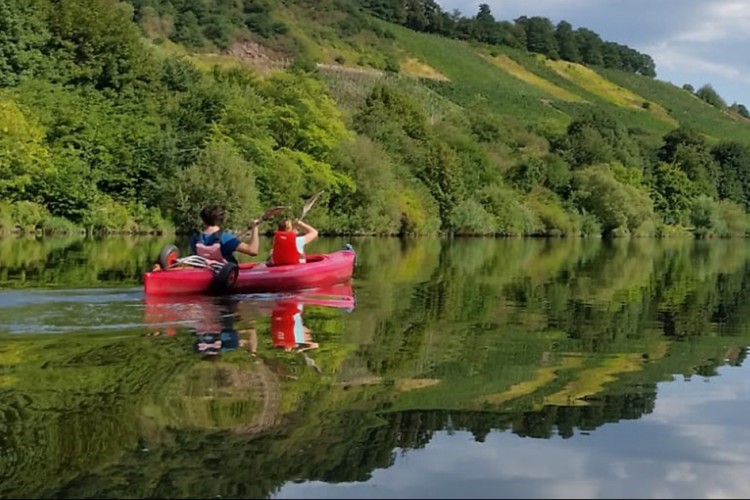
[200,205,224,226]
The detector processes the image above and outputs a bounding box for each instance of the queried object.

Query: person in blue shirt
[193,297,258,358]
[189,205,261,264]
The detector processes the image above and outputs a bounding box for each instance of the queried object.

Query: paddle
[237,205,289,238]
[301,350,323,375]
[298,191,324,222]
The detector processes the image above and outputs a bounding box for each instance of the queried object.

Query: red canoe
[143,248,356,296]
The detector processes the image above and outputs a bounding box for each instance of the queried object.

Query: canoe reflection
[143,281,355,362]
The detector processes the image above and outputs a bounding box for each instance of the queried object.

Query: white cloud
[672,1,750,42]
[273,366,750,499]
[436,0,750,104]
[650,47,744,82]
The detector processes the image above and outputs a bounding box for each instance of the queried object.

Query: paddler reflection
[263,282,355,371]
[193,297,258,358]
[144,282,355,367]
[270,297,322,373]
[268,281,355,354]
[270,300,316,352]
[144,294,257,359]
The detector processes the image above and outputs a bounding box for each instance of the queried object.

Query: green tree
[649,162,696,225]
[555,20,581,63]
[711,141,750,210]
[730,103,750,119]
[658,126,719,198]
[0,0,50,86]
[167,138,260,231]
[516,16,559,59]
[575,28,604,66]
[695,84,726,109]
[637,53,656,77]
[0,99,55,201]
[473,3,500,44]
[601,42,623,69]
[573,165,653,235]
[47,0,157,92]
[261,72,351,161]
[329,135,402,234]
[562,110,642,169]
[689,195,718,237]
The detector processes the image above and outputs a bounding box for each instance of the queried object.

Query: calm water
[2,235,750,499]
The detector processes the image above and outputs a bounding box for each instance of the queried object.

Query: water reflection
[2,237,750,498]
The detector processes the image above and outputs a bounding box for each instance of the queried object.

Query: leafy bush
[167,139,260,232]
[0,99,55,201]
[40,215,84,234]
[396,185,440,235]
[717,200,750,237]
[524,188,580,236]
[83,196,135,233]
[579,213,602,237]
[448,199,496,235]
[128,202,175,234]
[12,200,48,231]
[649,162,696,225]
[329,135,402,234]
[572,164,654,236]
[695,84,726,110]
[469,112,502,143]
[731,103,750,119]
[689,195,718,238]
[478,183,530,235]
[0,201,15,231]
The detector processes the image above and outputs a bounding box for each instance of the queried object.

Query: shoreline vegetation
[0,220,739,240]
[2,1,750,242]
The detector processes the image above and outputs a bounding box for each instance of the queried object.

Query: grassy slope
[260,6,750,147]
[599,67,750,145]
[140,0,749,149]
[385,24,573,136]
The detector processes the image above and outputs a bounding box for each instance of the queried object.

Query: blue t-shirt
[189,230,241,264]
[194,329,240,355]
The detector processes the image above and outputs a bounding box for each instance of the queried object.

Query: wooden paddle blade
[300,191,324,220]
[260,206,289,221]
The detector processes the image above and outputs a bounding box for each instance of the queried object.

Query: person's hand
[249,218,261,229]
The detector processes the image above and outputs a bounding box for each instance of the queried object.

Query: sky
[276,364,750,499]
[438,0,750,107]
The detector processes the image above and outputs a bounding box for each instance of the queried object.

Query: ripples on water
[1,236,750,499]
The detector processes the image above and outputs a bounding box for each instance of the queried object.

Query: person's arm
[188,233,197,255]
[238,328,258,356]
[248,328,257,356]
[236,219,261,256]
[294,219,318,245]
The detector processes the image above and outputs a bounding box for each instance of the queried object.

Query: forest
[2,0,750,238]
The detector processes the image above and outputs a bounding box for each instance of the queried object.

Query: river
[1,235,749,498]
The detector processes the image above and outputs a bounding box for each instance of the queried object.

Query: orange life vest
[271,302,298,348]
[271,231,304,266]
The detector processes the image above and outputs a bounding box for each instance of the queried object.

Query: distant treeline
[360,1,657,77]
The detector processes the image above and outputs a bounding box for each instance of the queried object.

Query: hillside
[2,0,750,238]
